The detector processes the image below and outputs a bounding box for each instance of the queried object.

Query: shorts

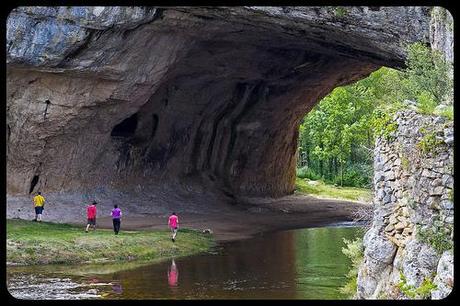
[87,218,96,225]
[170,227,178,231]
[35,206,44,214]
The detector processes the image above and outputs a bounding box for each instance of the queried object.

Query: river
[7,223,363,299]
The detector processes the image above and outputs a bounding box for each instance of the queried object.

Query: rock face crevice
[7,7,432,199]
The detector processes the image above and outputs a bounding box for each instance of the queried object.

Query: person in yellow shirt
[33,191,45,222]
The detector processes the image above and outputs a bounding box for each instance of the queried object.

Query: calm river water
[7,224,363,300]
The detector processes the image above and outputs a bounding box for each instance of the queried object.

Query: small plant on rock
[334,6,348,17]
[339,237,364,298]
[416,132,444,155]
[416,225,453,254]
[398,272,437,299]
[401,156,410,171]
[448,189,453,201]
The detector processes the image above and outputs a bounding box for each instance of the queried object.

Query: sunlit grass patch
[295,177,372,203]
[7,219,214,267]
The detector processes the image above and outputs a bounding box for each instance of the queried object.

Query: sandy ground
[8,189,370,242]
[80,195,369,242]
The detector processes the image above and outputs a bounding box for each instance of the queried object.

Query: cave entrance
[29,175,39,194]
[111,113,138,137]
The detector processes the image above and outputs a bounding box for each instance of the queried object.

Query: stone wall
[357,109,453,299]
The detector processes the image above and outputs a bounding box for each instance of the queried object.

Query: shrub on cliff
[339,237,364,298]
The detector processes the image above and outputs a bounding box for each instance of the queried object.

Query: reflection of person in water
[168,259,179,287]
[112,282,123,294]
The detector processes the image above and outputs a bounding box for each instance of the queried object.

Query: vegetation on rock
[416,131,444,156]
[416,225,453,254]
[398,272,437,299]
[339,237,364,298]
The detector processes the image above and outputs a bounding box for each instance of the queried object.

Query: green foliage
[296,166,321,180]
[434,105,454,121]
[371,109,398,140]
[448,189,453,201]
[339,237,364,298]
[417,278,438,299]
[330,164,372,188]
[416,91,438,115]
[404,42,452,106]
[297,42,452,191]
[416,225,453,254]
[416,132,444,155]
[398,272,437,299]
[334,6,348,17]
[401,156,410,171]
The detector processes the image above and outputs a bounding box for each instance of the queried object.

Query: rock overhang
[6,6,432,198]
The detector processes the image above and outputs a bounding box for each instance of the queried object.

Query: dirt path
[86,194,369,242]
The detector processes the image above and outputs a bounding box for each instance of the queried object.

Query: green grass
[295,177,372,203]
[7,219,214,267]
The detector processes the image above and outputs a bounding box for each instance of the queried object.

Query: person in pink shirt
[85,201,97,232]
[168,212,179,242]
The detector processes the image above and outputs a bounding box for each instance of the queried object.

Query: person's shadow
[167,258,179,288]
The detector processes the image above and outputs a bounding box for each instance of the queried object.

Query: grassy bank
[7,219,214,266]
[295,177,372,203]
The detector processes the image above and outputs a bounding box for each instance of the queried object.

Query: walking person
[85,201,97,232]
[32,191,45,222]
[168,212,179,242]
[111,204,122,235]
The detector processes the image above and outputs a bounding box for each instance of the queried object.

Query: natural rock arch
[6,7,432,200]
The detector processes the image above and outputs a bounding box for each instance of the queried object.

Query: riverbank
[7,219,214,266]
[7,191,370,243]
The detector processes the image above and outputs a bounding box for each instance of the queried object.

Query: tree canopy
[297,43,452,188]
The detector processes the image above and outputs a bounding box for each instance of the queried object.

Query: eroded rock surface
[7,7,432,203]
[357,110,454,299]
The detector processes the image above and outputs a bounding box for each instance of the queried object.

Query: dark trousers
[113,218,121,234]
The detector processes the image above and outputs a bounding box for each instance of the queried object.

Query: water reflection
[168,259,179,287]
[7,226,362,299]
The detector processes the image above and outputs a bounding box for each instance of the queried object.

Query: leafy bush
[371,109,398,141]
[416,132,444,155]
[416,91,438,115]
[406,42,452,104]
[434,105,453,121]
[334,6,348,17]
[416,225,453,254]
[339,237,364,298]
[398,272,437,299]
[296,166,321,180]
[341,164,372,188]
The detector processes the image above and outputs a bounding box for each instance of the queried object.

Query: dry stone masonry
[357,109,454,299]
